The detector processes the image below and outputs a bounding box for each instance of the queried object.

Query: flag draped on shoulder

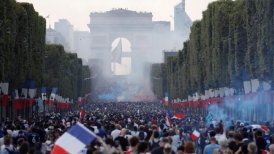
[51,122,96,154]
[111,39,122,63]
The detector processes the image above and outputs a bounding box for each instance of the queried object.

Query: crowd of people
[0,101,274,154]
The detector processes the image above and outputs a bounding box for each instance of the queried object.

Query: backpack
[138,131,145,140]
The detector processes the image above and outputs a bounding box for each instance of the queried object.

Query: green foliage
[0,1,91,99]
[44,45,91,99]
[152,0,274,99]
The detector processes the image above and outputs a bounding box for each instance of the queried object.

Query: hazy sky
[16,0,217,31]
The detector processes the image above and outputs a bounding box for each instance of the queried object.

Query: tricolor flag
[21,80,29,99]
[165,112,172,127]
[28,80,37,99]
[41,87,47,101]
[50,87,58,101]
[191,130,200,140]
[51,122,96,154]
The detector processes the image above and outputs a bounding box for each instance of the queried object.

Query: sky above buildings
[16,0,217,31]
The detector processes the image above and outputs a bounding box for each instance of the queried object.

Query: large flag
[21,80,29,98]
[209,89,215,98]
[243,81,252,94]
[28,80,36,98]
[14,89,22,110]
[51,122,96,154]
[50,87,58,101]
[0,82,9,107]
[219,87,225,97]
[41,87,47,101]
[251,79,260,92]
[111,39,122,63]
[262,81,271,91]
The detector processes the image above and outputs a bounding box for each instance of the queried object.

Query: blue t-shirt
[203,144,220,154]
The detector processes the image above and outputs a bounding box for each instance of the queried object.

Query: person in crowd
[126,136,139,154]
[177,145,184,154]
[268,135,274,154]
[151,137,175,154]
[18,142,29,154]
[114,128,129,152]
[111,124,122,140]
[203,137,220,154]
[229,133,243,153]
[255,130,267,154]
[1,135,17,154]
[184,141,195,154]
[137,141,149,154]
[247,142,257,154]
[149,130,160,151]
[213,138,232,154]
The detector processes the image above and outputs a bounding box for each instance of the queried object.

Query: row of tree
[151,0,274,99]
[44,45,91,99]
[0,0,91,99]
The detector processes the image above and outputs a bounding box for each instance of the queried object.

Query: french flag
[28,80,36,107]
[14,89,22,110]
[191,130,200,140]
[41,87,47,101]
[49,87,58,105]
[51,122,96,154]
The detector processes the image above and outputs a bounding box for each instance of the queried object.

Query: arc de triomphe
[89,9,155,76]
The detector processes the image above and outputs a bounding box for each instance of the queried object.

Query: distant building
[54,19,74,51]
[174,0,192,37]
[46,26,68,48]
[73,31,91,60]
